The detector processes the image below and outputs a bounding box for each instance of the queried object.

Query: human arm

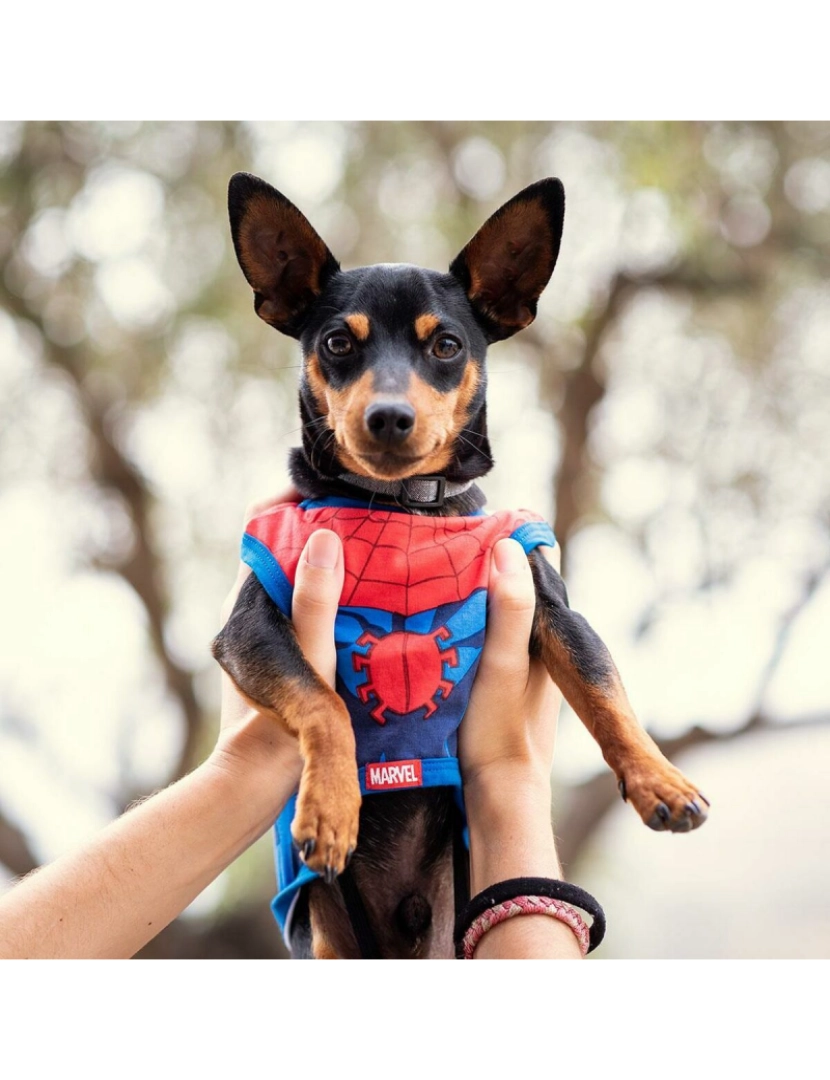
[0,731,299,960]
[458,539,584,959]
[0,512,343,959]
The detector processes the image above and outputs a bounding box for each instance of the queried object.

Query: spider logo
[353,627,460,725]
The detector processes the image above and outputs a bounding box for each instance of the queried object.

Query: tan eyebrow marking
[414,314,440,341]
[345,313,371,341]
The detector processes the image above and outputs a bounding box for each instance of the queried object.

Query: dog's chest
[242,498,555,784]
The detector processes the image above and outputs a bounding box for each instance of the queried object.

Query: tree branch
[0,289,204,799]
[556,709,830,872]
[0,807,39,880]
[557,549,830,871]
[529,263,763,561]
[752,557,830,716]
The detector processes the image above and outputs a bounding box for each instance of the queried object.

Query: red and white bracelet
[454,877,606,958]
[461,894,590,958]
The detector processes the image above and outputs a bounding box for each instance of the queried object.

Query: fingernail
[493,539,526,575]
[306,531,339,569]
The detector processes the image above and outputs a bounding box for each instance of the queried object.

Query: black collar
[337,472,474,510]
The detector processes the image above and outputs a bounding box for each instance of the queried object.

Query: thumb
[476,538,536,691]
[291,530,344,687]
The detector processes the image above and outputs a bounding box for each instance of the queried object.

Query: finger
[291,530,344,687]
[477,539,536,687]
[243,487,301,528]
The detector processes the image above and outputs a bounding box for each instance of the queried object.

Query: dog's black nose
[364,401,416,445]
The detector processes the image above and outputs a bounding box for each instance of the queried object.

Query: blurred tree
[1,121,828,957]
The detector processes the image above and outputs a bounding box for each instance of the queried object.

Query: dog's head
[228,172,564,485]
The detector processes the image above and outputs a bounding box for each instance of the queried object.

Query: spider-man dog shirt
[241,495,556,938]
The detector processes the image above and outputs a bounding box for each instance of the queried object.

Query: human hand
[457,540,571,917]
[213,490,344,786]
[458,540,562,793]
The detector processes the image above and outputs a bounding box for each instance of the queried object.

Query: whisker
[310,424,334,471]
[279,415,328,441]
[316,435,335,472]
[456,430,493,463]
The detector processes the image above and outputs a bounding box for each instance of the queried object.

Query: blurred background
[1,121,828,959]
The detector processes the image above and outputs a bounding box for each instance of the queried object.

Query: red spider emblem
[353,627,460,725]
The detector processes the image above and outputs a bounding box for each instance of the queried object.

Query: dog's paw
[619,764,709,833]
[292,762,361,883]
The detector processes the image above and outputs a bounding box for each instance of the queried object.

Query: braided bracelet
[461,895,590,958]
[454,877,606,959]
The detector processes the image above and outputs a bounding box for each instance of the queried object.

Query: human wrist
[464,761,555,840]
[209,719,301,825]
[464,765,563,893]
[455,878,604,960]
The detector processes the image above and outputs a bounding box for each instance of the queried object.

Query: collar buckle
[400,476,446,509]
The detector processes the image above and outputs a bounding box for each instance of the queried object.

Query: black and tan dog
[213,173,708,958]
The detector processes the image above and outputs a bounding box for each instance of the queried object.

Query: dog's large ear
[449,179,564,342]
[228,172,340,338]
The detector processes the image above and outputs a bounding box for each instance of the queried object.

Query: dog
[212,172,709,958]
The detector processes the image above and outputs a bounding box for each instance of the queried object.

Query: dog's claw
[698,792,711,807]
[345,847,355,868]
[628,761,709,833]
[644,793,708,832]
[648,802,671,830]
[618,779,627,802]
[291,758,361,880]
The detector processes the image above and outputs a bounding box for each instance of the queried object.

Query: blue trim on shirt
[299,496,385,511]
[240,533,293,616]
[509,521,557,553]
[357,756,462,794]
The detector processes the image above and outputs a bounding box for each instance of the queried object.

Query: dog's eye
[432,336,462,361]
[326,334,353,357]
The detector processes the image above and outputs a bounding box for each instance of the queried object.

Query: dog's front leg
[528,548,708,833]
[212,573,360,880]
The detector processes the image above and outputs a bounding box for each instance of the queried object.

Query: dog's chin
[342,446,442,482]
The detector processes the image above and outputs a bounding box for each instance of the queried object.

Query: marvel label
[364,759,423,790]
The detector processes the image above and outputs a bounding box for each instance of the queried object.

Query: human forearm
[456,541,582,958]
[466,766,562,889]
[464,765,582,959]
[0,727,296,959]
[0,519,346,961]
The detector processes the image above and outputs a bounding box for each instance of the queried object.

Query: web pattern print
[244,502,553,769]
[247,504,541,615]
